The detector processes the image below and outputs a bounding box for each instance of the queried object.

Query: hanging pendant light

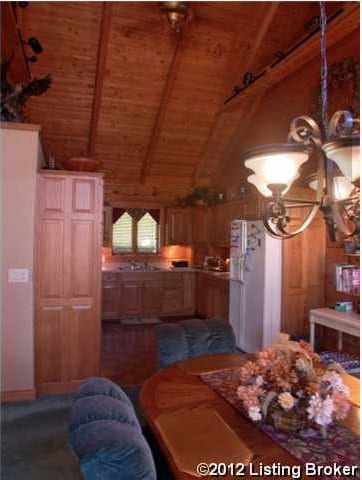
[243,1,360,240]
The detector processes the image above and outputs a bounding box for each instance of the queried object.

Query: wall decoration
[1,57,52,122]
[311,56,359,122]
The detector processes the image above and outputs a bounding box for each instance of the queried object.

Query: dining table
[140,353,360,479]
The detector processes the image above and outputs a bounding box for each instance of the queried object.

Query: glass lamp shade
[308,174,354,201]
[248,172,299,197]
[244,144,310,196]
[323,137,360,182]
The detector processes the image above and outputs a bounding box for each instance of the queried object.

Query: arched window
[137,213,158,253]
[111,209,160,254]
[112,212,133,253]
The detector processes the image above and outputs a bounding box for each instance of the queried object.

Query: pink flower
[237,385,262,409]
[332,390,350,420]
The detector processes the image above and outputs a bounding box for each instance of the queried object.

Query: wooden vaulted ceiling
[8,2,357,200]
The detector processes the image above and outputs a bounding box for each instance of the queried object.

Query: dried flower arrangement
[236,335,350,439]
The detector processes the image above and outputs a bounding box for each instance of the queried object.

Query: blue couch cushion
[69,395,140,436]
[69,379,157,480]
[156,323,189,369]
[180,319,212,358]
[207,319,236,354]
[80,438,157,480]
[74,377,131,405]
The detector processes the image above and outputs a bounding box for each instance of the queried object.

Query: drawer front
[102,272,119,283]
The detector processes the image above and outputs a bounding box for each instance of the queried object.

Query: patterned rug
[200,368,360,479]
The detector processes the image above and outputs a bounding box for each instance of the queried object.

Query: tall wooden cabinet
[35,171,103,394]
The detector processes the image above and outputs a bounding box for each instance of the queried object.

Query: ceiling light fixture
[160,1,190,32]
[243,1,360,241]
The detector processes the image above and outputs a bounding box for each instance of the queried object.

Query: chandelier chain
[320,1,329,138]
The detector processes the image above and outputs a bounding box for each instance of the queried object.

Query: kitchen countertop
[102,266,230,280]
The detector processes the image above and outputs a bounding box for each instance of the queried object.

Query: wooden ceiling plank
[87,2,112,158]
[193,2,279,183]
[139,32,184,185]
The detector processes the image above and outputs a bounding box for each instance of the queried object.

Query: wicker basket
[271,410,304,433]
[63,157,101,172]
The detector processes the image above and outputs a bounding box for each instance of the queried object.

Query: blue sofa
[69,377,157,480]
[156,318,237,368]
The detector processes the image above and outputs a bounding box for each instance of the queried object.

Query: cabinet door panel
[102,283,120,319]
[166,209,191,245]
[193,207,207,243]
[69,220,95,298]
[69,304,100,381]
[38,220,65,299]
[163,284,184,314]
[36,305,68,384]
[143,281,163,316]
[39,176,67,216]
[184,273,195,311]
[121,282,143,317]
[71,179,96,214]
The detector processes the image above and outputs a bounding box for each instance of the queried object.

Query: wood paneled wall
[322,237,359,355]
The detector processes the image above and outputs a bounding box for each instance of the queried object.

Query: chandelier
[243,2,360,241]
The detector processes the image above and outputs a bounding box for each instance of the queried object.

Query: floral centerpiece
[236,334,351,439]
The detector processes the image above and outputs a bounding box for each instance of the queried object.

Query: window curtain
[112,208,125,224]
[112,208,160,224]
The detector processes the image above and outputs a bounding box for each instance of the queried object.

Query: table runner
[200,368,359,478]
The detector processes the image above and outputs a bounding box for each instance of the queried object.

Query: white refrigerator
[229,220,282,353]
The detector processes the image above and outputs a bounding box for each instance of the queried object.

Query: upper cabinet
[164,208,192,245]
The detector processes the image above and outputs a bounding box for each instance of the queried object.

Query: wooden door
[121,282,143,317]
[35,172,103,395]
[143,281,163,316]
[282,207,326,337]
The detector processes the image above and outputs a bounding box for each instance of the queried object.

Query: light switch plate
[8,269,30,283]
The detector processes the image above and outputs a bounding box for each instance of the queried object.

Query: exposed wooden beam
[221,4,359,113]
[140,33,184,185]
[243,2,280,73]
[193,3,279,183]
[87,2,112,158]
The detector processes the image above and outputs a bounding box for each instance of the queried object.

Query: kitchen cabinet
[143,281,163,316]
[196,272,229,321]
[165,208,192,245]
[101,271,195,319]
[102,283,119,320]
[192,206,208,243]
[102,272,119,320]
[35,171,103,395]
[121,282,143,317]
